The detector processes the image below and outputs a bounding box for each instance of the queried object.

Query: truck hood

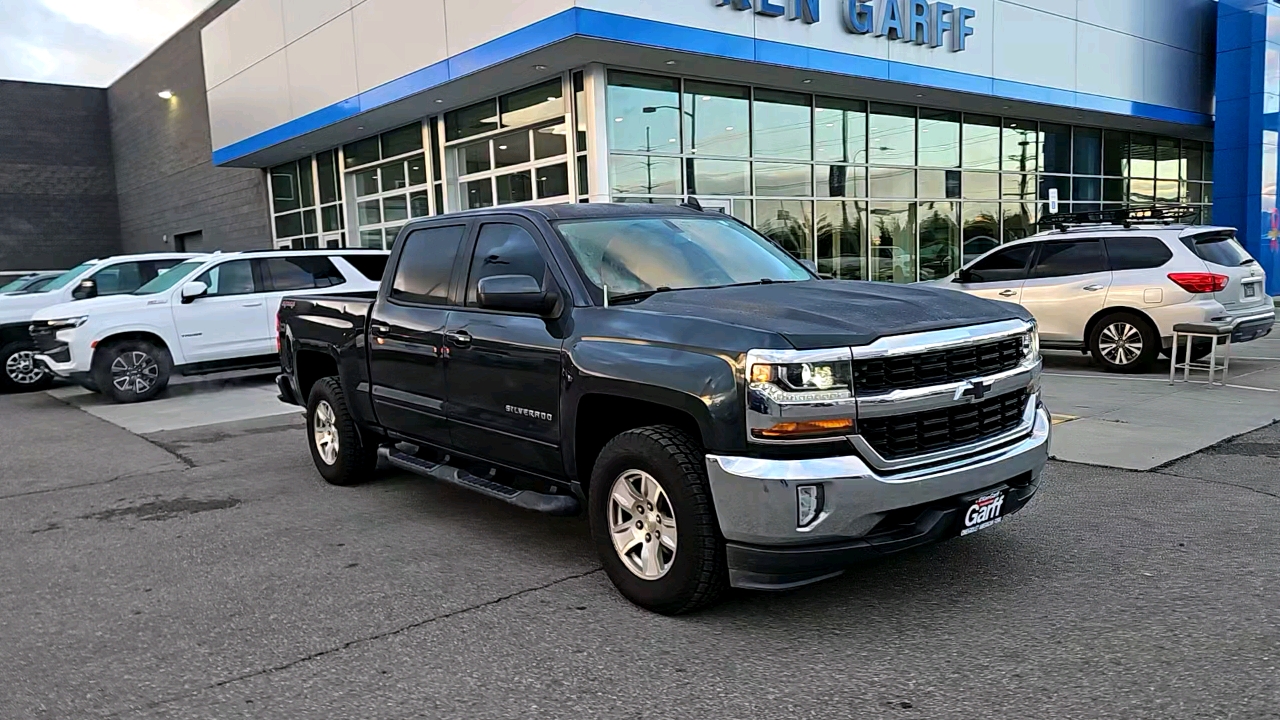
[625,280,1032,349]
[31,294,158,323]
[0,291,66,326]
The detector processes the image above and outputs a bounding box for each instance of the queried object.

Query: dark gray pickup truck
[276,203,1051,614]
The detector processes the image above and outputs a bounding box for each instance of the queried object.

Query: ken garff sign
[714,0,978,52]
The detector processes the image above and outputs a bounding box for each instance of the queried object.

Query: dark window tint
[391,225,467,305]
[966,244,1034,283]
[25,277,55,292]
[91,260,176,295]
[466,223,547,306]
[340,254,389,281]
[197,260,258,297]
[1030,241,1106,279]
[1182,232,1254,267]
[264,256,344,291]
[1105,237,1173,271]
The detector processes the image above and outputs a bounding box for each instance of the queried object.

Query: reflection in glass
[408,156,427,186]
[963,115,1001,170]
[461,142,491,175]
[321,205,343,232]
[410,191,430,218]
[918,110,960,168]
[1103,178,1126,202]
[446,99,499,141]
[868,167,915,198]
[754,89,811,160]
[1042,123,1071,174]
[962,204,1000,264]
[868,203,916,283]
[317,150,341,204]
[918,170,961,199]
[1002,203,1035,242]
[357,200,381,225]
[610,154,682,195]
[1073,128,1101,176]
[381,124,423,158]
[383,195,408,223]
[494,131,531,168]
[501,79,563,128]
[607,71,681,155]
[1073,177,1101,203]
[1183,140,1204,181]
[574,71,587,152]
[687,159,750,196]
[1156,137,1181,180]
[344,137,380,168]
[497,171,534,204]
[918,201,960,281]
[1039,175,1069,203]
[1130,178,1156,204]
[964,171,1000,199]
[869,103,916,166]
[1187,182,1203,204]
[1203,144,1214,181]
[816,165,865,198]
[271,162,301,213]
[275,211,302,239]
[1155,180,1179,203]
[1002,173,1036,199]
[536,163,570,199]
[1103,130,1128,177]
[534,123,568,160]
[755,162,812,196]
[756,200,813,259]
[816,200,866,280]
[1003,119,1039,173]
[358,229,383,249]
[684,80,750,157]
[815,97,867,163]
[1128,133,1156,177]
[380,161,407,191]
[464,179,494,209]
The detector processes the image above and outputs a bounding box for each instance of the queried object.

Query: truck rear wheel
[307,377,377,486]
[589,425,727,615]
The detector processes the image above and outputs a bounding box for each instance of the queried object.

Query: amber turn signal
[753,417,854,439]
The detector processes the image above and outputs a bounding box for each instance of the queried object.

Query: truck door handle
[445,330,472,347]
[1083,284,1105,292]
[999,289,1017,297]
[242,301,264,307]
[369,323,390,336]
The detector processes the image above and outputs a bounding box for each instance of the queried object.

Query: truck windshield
[0,277,29,292]
[134,260,206,295]
[41,262,97,292]
[555,216,811,298]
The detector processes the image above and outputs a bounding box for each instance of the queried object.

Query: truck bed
[278,292,376,373]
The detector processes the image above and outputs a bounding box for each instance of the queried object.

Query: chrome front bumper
[706,398,1051,548]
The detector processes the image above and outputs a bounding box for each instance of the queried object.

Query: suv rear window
[1105,237,1173,271]
[264,257,344,291]
[340,254,390,281]
[1182,232,1255,267]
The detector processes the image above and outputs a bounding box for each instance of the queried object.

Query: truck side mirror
[954,268,973,284]
[477,274,559,316]
[181,281,209,303]
[72,279,98,300]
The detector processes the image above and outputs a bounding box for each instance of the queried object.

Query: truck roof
[422,203,711,223]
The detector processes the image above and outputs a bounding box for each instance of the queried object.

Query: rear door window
[263,256,345,291]
[1029,240,1106,279]
[1104,237,1173,271]
[390,225,467,305]
[1182,232,1255,267]
[966,245,1035,283]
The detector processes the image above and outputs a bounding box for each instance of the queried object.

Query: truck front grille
[29,326,63,354]
[853,336,1024,394]
[859,389,1028,460]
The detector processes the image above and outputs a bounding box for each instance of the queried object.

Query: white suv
[0,253,196,393]
[943,220,1273,372]
[31,249,389,403]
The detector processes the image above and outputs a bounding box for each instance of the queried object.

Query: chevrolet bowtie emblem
[955,380,992,401]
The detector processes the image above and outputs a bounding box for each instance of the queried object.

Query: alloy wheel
[1099,322,1143,367]
[608,469,678,580]
[5,350,45,386]
[313,400,339,465]
[110,351,159,396]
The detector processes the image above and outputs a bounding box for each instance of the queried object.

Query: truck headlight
[749,360,853,402]
[43,316,88,330]
[1022,325,1040,361]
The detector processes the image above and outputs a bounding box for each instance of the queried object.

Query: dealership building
[4,0,1279,293]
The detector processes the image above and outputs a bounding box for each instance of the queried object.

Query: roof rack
[1038,204,1199,231]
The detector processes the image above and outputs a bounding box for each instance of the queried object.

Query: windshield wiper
[1241,258,1258,266]
[609,286,675,305]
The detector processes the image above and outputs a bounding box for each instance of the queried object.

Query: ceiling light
[435,99,444,103]
[802,79,813,84]
[157,90,173,100]
[614,117,623,122]
[665,60,677,65]
[725,126,734,131]
[534,64,548,70]
[916,93,924,98]
[498,145,508,150]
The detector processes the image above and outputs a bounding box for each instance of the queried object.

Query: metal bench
[1169,321,1235,387]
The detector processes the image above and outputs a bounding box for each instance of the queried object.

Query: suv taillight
[1168,272,1228,294]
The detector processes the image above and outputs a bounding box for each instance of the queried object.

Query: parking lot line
[1043,371,1277,394]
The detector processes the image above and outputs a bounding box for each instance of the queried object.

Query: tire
[306,377,377,487]
[0,340,53,393]
[589,425,728,615]
[1089,312,1160,373]
[92,340,171,403]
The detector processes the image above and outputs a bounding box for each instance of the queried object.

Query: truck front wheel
[589,425,728,615]
[307,377,377,486]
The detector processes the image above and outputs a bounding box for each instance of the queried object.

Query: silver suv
[941,214,1274,372]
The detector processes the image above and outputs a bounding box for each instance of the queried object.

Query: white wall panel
[286,14,359,119]
[444,0,574,57]
[1076,23,1146,102]
[354,0,449,93]
[1142,0,1206,54]
[201,16,233,90]
[1000,0,1075,21]
[1144,42,1202,111]
[1078,0,1144,39]
[752,0,888,62]
[576,0,753,40]
[208,51,292,150]
[283,0,353,45]
[992,2,1076,91]
[203,0,286,90]
[887,0,996,79]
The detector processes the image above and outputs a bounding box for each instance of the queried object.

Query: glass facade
[605,70,1214,282]
[343,123,431,250]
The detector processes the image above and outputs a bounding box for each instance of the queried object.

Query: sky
[0,0,210,87]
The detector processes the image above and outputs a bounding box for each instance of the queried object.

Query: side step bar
[379,447,580,516]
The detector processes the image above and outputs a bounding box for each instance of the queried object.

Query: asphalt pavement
[0,390,1277,719]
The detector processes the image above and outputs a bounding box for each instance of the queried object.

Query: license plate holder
[959,488,1007,537]
[1244,282,1258,298]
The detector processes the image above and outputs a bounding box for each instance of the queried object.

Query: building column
[582,63,611,204]
[1215,0,1280,295]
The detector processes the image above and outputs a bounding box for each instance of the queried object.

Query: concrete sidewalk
[1041,334,1280,470]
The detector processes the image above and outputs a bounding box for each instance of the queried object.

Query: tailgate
[1181,231,1270,313]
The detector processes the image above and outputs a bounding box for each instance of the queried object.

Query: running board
[379,448,580,516]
